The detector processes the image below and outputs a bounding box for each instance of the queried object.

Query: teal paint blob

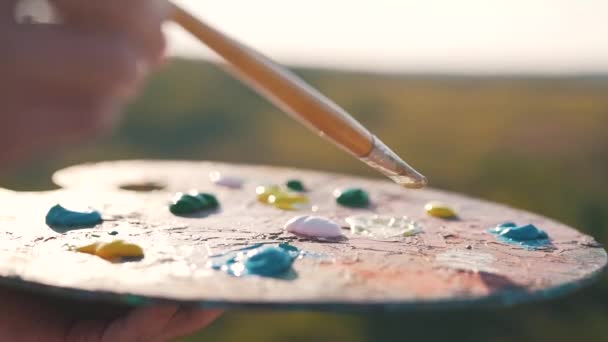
[109,231,119,236]
[286,180,305,192]
[489,222,550,249]
[170,192,219,215]
[45,204,102,230]
[335,188,370,208]
[210,244,299,278]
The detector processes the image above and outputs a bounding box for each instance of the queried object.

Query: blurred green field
[2,59,608,341]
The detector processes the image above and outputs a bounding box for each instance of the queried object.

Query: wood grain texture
[0,160,605,311]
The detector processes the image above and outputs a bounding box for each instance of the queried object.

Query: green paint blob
[286,180,305,192]
[170,192,219,215]
[124,294,146,306]
[45,204,103,229]
[197,193,219,209]
[335,188,370,208]
[170,194,201,214]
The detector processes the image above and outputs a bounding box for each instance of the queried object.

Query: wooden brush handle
[170,3,374,157]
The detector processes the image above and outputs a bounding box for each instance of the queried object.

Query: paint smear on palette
[284,215,343,238]
[208,244,300,278]
[45,204,102,230]
[436,249,497,273]
[345,215,421,241]
[209,171,243,188]
[489,222,550,249]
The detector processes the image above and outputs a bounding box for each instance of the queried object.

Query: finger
[50,0,168,65]
[154,308,223,341]
[102,305,179,342]
[0,24,141,99]
[65,320,109,342]
[0,287,71,340]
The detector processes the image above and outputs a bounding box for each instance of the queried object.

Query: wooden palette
[0,160,605,311]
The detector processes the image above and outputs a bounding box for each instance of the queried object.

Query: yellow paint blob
[256,185,284,203]
[269,193,309,210]
[96,240,144,260]
[256,185,309,210]
[75,240,144,261]
[425,201,457,218]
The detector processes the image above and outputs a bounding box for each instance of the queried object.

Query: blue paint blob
[499,224,548,241]
[278,243,299,253]
[45,204,102,230]
[209,244,299,278]
[245,247,295,276]
[489,222,550,249]
[488,221,517,234]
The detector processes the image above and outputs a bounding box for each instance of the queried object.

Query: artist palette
[0,160,605,310]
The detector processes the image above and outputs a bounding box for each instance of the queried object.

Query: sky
[167,0,608,74]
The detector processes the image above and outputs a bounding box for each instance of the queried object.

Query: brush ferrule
[360,136,427,189]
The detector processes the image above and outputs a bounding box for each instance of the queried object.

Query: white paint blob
[209,171,243,188]
[284,216,343,238]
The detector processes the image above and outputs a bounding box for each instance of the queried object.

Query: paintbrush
[169,4,427,189]
[22,1,427,189]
